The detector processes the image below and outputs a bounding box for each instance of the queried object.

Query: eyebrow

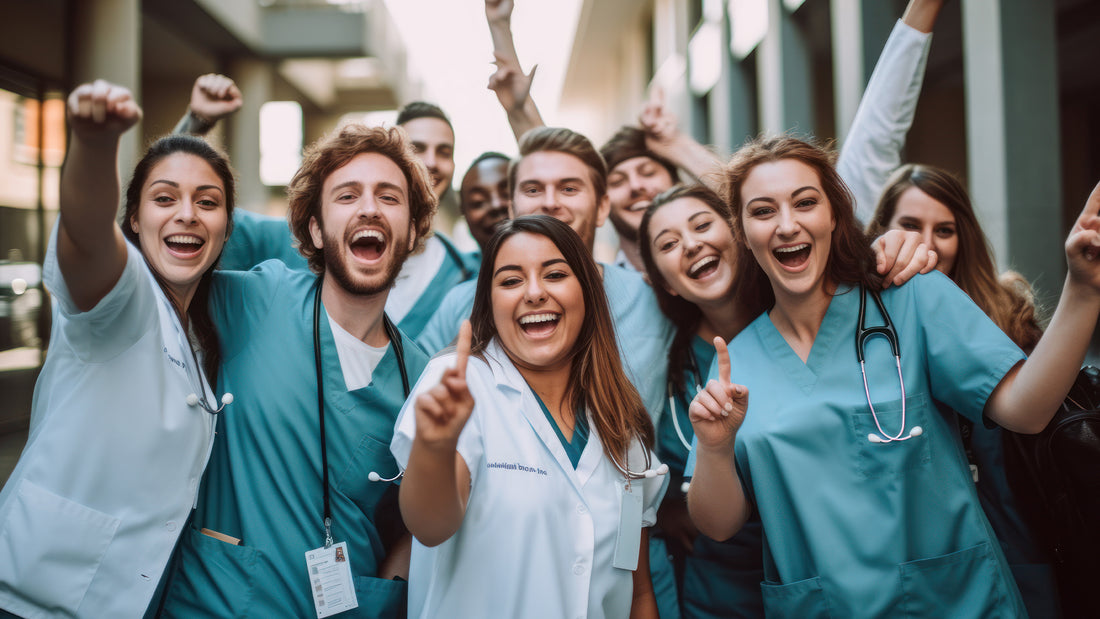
[746,185,819,206]
[493,258,567,277]
[150,180,223,195]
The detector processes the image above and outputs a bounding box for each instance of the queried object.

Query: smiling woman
[0,81,235,618]
[392,215,666,619]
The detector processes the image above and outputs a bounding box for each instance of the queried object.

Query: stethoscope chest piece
[857,286,921,444]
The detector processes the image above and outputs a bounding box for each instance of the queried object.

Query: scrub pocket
[899,541,1008,618]
[351,576,407,618]
[760,575,832,618]
[0,479,120,615]
[849,392,932,479]
[160,525,259,618]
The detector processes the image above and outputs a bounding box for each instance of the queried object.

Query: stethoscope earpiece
[186,391,233,415]
[368,470,403,483]
[681,481,691,494]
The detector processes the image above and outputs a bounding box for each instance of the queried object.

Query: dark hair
[509,127,608,200]
[469,151,510,168]
[600,126,679,181]
[287,124,437,274]
[724,135,882,318]
[396,101,452,130]
[470,215,655,462]
[122,134,236,382]
[639,184,733,392]
[867,164,1042,351]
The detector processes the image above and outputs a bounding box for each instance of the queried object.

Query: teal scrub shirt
[394,234,475,339]
[161,261,429,618]
[219,208,308,271]
[668,337,765,619]
[723,272,1027,617]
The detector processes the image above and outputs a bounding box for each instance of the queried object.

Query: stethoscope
[668,352,704,493]
[611,446,669,480]
[857,286,921,443]
[175,302,233,415]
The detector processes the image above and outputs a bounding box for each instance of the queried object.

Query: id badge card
[612,483,643,570]
[305,541,360,618]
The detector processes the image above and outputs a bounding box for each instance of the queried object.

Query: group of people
[1,0,1099,617]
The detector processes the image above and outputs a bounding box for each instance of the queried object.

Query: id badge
[612,483,643,570]
[304,541,360,618]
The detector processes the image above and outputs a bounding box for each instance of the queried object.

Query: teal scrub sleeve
[209,261,291,362]
[910,272,1027,423]
[219,209,307,271]
[416,280,476,354]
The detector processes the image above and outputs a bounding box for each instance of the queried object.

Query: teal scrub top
[161,261,429,619]
[416,263,674,426]
[395,234,475,339]
[667,337,765,619]
[219,208,308,271]
[723,272,1027,617]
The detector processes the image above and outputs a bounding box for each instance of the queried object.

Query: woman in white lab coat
[391,214,667,618]
[0,80,234,618]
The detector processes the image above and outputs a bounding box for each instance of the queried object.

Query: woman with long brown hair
[392,215,666,618]
[688,135,1100,617]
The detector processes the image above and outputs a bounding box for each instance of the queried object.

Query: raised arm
[173,73,243,136]
[58,80,142,312]
[985,181,1100,433]
[638,88,723,191]
[686,337,752,541]
[399,322,476,547]
[485,0,544,141]
[837,0,946,224]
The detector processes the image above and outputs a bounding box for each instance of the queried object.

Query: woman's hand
[872,229,938,287]
[1065,181,1100,296]
[189,73,243,124]
[67,80,142,143]
[688,337,748,453]
[414,321,475,450]
[487,51,537,116]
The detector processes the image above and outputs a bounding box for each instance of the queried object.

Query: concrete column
[72,0,141,179]
[831,0,895,144]
[962,0,1063,301]
[227,58,274,213]
[758,0,814,137]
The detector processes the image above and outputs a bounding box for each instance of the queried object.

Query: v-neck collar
[754,285,857,395]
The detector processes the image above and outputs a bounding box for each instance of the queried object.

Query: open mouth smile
[773,243,811,269]
[688,255,720,279]
[349,229,387,261]
[164,234,206,258]
[518,312,561,337]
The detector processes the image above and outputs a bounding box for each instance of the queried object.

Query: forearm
[57,135,128,310]
[653,133,723,191]
[398,441,467,547]
[173,108,215,136]
[628,529,658,619]
[686,445,750,541]
[901,0,945,34]
[487,16,519,67]
[506,99,545,142]
[987,277,1100,433]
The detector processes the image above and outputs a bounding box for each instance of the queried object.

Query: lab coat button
[572,564,585,576]
[166,521,178,532]
[577,504,588,515]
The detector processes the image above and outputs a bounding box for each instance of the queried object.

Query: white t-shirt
[327,314,388,391]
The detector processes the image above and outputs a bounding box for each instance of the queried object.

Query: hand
[487,51,537,115]
[484,0,514,24]
[639,87,681,153]
[687,337,748,452]
[1065,181,1100,294]
[189,74,242,124]
[872,229,938,288]
[67,80,142,142]
[414,321,475,450]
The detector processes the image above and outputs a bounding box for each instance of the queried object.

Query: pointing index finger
[454,320,472,380]
[714,336,731,385]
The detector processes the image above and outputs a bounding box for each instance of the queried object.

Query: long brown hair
[470,215,655,462]
[639,184,733,392]
[723,135,882,317]
[867,164,1042,351]
[122,134,235,382]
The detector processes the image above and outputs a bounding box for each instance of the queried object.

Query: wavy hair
[122,134,235,382]
[287,124,437,274]
[723,135,882,317]
[867,164,1042,351]
[470,215,655,462]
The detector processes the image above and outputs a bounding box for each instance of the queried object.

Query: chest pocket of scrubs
[848,392,933,480]
[898,541,1007,618]
[760,575,833,618]
[162,525,259,618]
[334,432,396,517]
[0,479,120,615]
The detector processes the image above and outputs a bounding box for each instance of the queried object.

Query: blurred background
[0,0,1098,482]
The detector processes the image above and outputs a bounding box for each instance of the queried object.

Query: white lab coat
[391,339,667,619]
[0,232,216,618]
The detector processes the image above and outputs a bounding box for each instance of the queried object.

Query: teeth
[165,235,203,245]
[774,244,809,254]
[688,256,718,277]
[352,229,385,243]
[519,313,559,325]
[627,200,651,212]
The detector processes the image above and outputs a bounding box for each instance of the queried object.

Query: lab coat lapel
[574,411,602,487]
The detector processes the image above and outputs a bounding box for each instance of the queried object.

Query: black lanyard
[312,280,411,547]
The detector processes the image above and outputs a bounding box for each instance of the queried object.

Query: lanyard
[312,280,411,547]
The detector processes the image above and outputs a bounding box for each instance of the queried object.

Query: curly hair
[287,124,437,274]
